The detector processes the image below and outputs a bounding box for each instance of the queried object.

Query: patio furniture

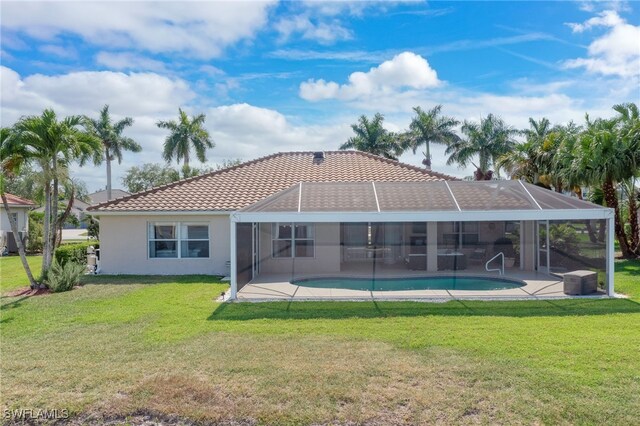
[468,248,487,265]
[408,254,426,270]
[563,270,598,295]
[437,250,467,271]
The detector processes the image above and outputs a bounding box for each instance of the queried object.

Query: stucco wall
[0,206,30,233]
[257,222,341,276]
[98,214,230,275]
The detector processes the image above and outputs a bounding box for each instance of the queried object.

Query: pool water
[292,276,525,292]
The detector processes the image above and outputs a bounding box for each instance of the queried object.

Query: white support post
[545,220,550,275]
[606,217,615,296]
[519,221,524,271]
[229,218,238,300]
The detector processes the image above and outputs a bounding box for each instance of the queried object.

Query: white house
[1,193,35,253]
[88,151,614,299]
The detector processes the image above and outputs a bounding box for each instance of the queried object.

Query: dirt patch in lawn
[3,286,52,298]
[90,334,528,425]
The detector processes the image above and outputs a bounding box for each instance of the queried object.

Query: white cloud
[1,1,276,59]
[564,10,640,77]
[39,44,77,59]
[0,67,194,121]
[300,52,441,101]
[199,65,226,76]
[0,67,356,190]
[0,66,196,190]
[207,103,351,160]
[95,52,167,72]
[274,15,352,44]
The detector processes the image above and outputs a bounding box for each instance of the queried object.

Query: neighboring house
[88,151,614,298]
[88,189,131,205]
[0,193,35,253]
[34,188,131,228]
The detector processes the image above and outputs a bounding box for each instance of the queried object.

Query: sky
[1,0,639,191]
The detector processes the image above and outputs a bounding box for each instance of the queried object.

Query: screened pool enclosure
[229,181,614,299]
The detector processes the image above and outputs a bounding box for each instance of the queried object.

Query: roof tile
[89,151,456,212]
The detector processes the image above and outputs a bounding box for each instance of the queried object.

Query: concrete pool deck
[235,269,610,302]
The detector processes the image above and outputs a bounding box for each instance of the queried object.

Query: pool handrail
[486,252,505,276]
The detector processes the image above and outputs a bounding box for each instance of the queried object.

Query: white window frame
[271,222,315,258]
[148,221,210,259]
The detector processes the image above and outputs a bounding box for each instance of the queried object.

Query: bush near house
[54,241,99,266]
[46,258,86,292]
[27,211,44,253]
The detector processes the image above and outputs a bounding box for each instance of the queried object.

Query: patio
[229,181,615,301]
[235,270,608,301]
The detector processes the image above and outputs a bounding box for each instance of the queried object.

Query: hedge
[54,241,99,266]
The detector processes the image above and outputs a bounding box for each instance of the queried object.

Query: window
[440,222,479,248]
[149,223,177,258]
[272,222,314,258]
[461,222,479,245]
[181,224,209,258]
[148,222,209,259]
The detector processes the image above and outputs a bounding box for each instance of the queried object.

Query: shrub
[46,258,85,292]
[549,224,580,254]
[27,211,44,253]
[54,241,99,266]
[85,216,99,240]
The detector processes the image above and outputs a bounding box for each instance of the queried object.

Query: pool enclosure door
[537,220,550,274]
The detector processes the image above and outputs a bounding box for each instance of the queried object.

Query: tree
[340,113,404,160]
[575,108,639,258]
[446,114,518,180]
[613,103,640,253]
[3,164,45,203]
[84,105,141,201]
[121,160,241,194]
[121,163,182,193]
[6,109,101,275]
[403,105,460,169]
[157,108,214,174]
[0,128,38,288]
[504,117,554,183]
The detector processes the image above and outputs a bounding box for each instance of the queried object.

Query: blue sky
[1,1,639,190]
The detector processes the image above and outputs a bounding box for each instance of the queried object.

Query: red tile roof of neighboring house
[89,151,458,212]
[3,193,35,207]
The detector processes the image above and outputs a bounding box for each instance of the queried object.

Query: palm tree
[157,108,214,175]
[546,122,584,193]
[340,113,403,160]
[496,139,541,182]
[8,109,101,274]
[84,105,141,201]
[576,112,639,258]
[403,105,460,170]
[612,103,640,254]
[446,114,518,180]
[0,128,38,288]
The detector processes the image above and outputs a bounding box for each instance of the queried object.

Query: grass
[0,255,42,292]
[0,257,639,424]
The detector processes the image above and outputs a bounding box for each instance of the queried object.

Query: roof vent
[312,151,325,164]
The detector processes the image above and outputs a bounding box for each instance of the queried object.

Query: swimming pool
[291,276,525,292]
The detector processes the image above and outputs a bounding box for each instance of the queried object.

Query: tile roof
[2,193,35,207]
[89,151,457,212]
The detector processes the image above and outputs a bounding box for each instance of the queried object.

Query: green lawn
[0,255,42,292]
[1,257,639,424]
